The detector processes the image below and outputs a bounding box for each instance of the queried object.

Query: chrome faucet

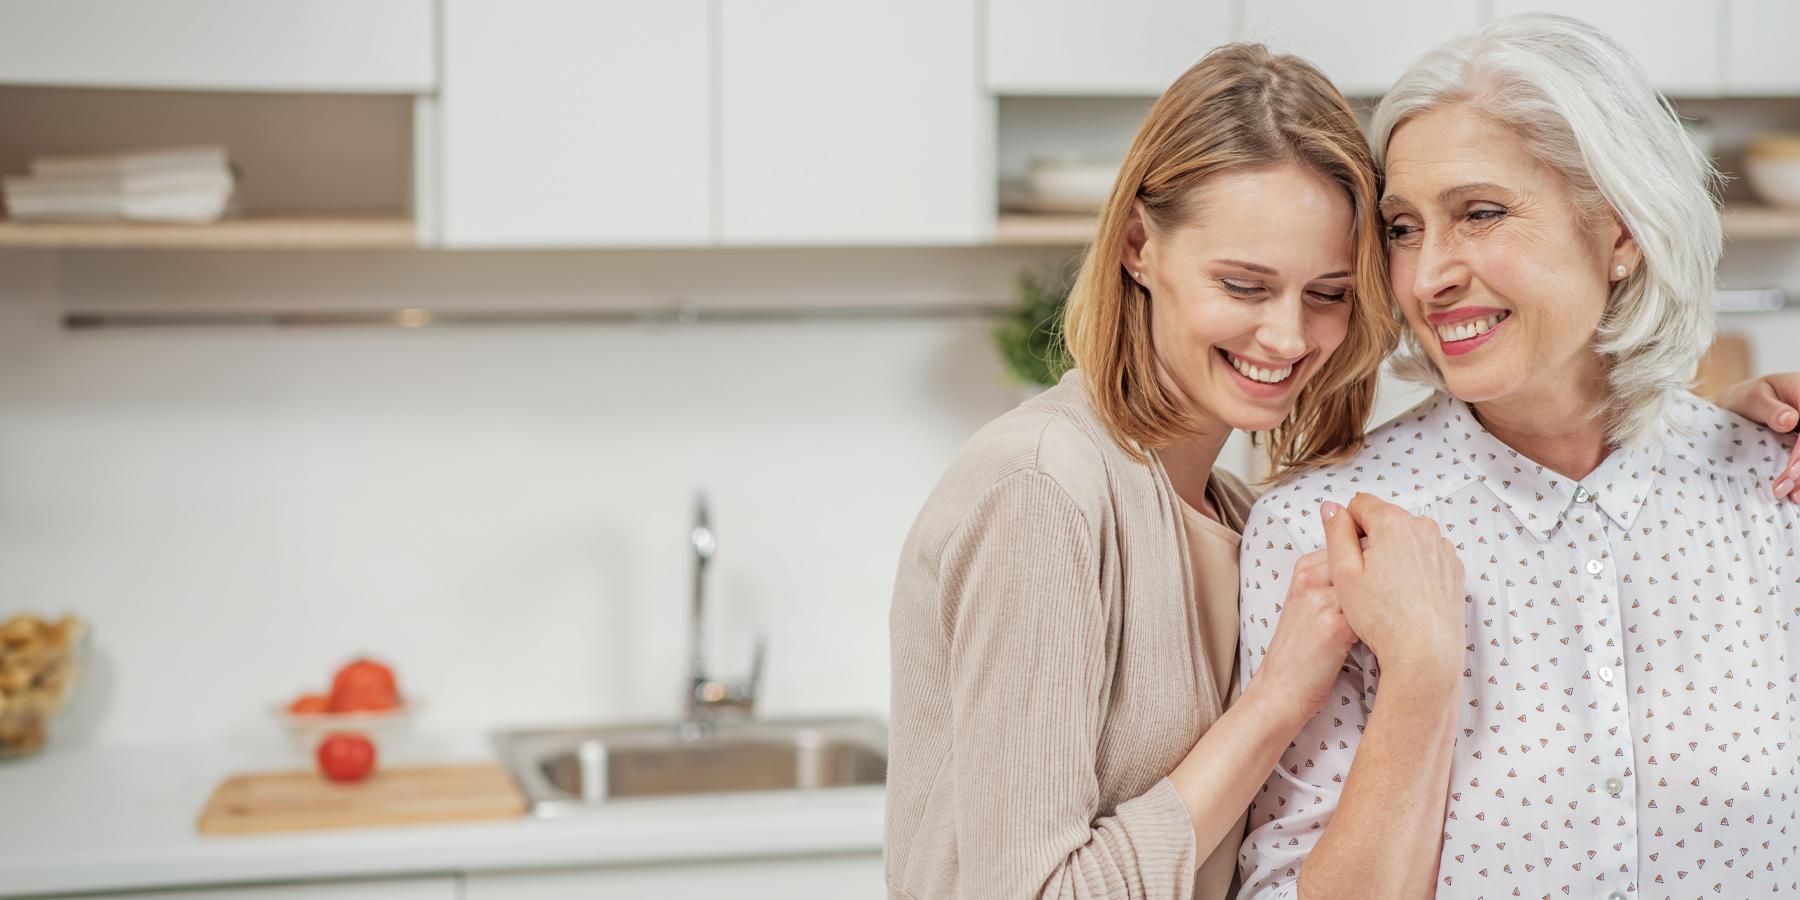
[682,494,763,738]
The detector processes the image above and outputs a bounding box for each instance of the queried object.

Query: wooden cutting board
[197,763,528,836]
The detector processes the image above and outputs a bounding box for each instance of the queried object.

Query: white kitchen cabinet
[0,1,434,93]
[717,0,991,245]
[437,0,712,248]
[1724,0,1800,94]
[1488,0,1723,96]
[57,876,458,900]
[463,854,885,900]
[986,0,1232,96]
[1240,1,1483,96]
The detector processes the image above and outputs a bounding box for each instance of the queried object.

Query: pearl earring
[1613,264,1628,279]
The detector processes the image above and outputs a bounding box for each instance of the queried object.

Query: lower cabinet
[463,853,886,900]
[62,876,458,900]
[30,853,882,899]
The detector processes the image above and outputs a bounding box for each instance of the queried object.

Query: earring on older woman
[1613,263,1628,279]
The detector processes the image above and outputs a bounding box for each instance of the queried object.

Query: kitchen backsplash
[0,246,1794,748]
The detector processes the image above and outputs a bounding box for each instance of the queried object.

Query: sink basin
[493,716,887,816]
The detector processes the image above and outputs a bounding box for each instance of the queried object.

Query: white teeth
[1225,352,1294,384]
[1436,313,1505,344]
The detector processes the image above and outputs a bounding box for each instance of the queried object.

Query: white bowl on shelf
[1747,157,1800,210]
[1746,134,1800,210]
[1004,156,1119,215]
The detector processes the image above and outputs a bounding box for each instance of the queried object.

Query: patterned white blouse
[1236,391,1800,900]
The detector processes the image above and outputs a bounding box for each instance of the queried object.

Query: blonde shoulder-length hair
[1062,43,1397,478]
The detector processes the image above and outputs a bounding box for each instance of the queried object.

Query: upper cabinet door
[1489,1,1723,96]
[718,0,991,245]
[438,0,712,248]
[0,0,434,93]
[1240,1,1482,97]
[987,0,1231,95]
[1724,0,1800,94]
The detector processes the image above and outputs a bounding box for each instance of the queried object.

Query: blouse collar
[1432,394,1663,542]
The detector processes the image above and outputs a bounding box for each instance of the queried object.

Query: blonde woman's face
[1126,163,1355,433]
[1380,103,1637,410]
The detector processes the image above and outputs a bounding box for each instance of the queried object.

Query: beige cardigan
[886,370,1256,900]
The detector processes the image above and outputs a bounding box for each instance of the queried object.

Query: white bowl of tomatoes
[274,658,415,779]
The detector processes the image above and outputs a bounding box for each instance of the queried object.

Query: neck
[1148,361,1233,513]
[1469,363,1612,480]
[1155,421,1232,515]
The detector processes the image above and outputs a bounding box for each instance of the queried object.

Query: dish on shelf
[1746,134,1800,210]
[1001,156,1121,215]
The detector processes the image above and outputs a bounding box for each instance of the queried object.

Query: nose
[1410,230,1469,306]
[1256,293,1309,361]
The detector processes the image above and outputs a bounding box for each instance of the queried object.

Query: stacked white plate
[2,145,237,224]
[1001,156,1120,215]
[1747,133,1800,210]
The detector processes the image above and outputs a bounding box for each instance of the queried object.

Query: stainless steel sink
[494,716,887,816]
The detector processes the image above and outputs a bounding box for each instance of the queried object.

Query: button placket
[1572,507,1637,893]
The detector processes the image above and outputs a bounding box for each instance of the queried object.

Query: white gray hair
[1370,13,1722,448]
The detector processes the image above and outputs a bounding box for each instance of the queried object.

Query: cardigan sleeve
[939,469,1198,900]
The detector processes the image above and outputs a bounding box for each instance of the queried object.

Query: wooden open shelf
[997,204,1800,247]
[0,213,416,249]
[993,212,1096,246]
[1720,204,1800,241]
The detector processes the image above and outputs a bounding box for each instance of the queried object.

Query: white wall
[0,247,1083,750]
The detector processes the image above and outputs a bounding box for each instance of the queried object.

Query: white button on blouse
[1237,393,1800,899]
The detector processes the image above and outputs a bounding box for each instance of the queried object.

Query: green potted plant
[992,268,1073,391]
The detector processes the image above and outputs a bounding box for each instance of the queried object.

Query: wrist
[1376,644,1463,686]
[1239,674,1319,735]
[1373,652,1464,711]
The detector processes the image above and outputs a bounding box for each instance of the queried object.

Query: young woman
[885,39,1800,900]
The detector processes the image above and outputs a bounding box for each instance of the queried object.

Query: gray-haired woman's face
[1379,102,1641,412]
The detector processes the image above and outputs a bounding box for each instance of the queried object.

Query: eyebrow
[1214,258,1278,275]
[1380,181,1513,215]
[1214,259,1350,280]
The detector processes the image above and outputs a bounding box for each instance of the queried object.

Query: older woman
[1237,14,1800,900]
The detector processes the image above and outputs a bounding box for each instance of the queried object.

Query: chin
[1226,407,1290,433]
[1437,365,1516,405]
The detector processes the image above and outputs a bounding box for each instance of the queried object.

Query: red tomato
[287,693,330,715]
[328,659,401,713]
[316,732,377,783]
[332,658,398,698]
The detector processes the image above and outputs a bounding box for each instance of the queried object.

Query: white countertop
[0,739,885,898]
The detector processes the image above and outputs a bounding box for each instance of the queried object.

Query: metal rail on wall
[61,301,1017,331]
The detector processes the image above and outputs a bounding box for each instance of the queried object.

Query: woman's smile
[1427,307,1511,356]
[1217,347,1307,397]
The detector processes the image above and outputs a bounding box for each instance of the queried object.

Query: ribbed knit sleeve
[939,469,1198,900]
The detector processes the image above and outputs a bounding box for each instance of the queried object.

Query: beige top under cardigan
[886,370,1258,900]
